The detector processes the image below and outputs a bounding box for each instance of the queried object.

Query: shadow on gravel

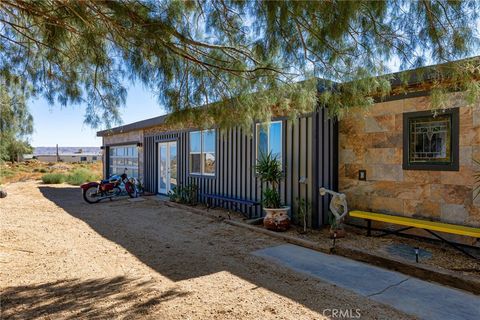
[36,186,380,318]
[1,276,189,319]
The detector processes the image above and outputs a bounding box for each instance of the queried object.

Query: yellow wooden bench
[349,210,480,259]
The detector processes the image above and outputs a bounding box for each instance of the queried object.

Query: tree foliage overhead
[0,0,479,130]
[0,85,33,162]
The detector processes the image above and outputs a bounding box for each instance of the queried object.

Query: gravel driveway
[0,181,412,319]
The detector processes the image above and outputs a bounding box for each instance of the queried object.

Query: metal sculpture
[319,187,348,224]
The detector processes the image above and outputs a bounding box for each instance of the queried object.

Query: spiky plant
[255,152,283,208]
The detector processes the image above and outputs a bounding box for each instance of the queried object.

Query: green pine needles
[0,1,479,130]
[0,86,33,162]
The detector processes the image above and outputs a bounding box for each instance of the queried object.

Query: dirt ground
[0,181,413,319]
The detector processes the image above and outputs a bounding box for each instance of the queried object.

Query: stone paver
[254,244,480,320]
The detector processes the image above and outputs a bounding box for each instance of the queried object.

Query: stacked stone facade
[339,93,480,227]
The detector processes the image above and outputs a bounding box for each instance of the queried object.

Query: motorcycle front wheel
[125,182,137,198]
[83,186,101,204]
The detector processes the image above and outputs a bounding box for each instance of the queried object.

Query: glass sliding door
[169,143,177,191]
[157,141,177,194]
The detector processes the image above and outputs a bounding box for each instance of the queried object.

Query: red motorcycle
[80,173,137,204]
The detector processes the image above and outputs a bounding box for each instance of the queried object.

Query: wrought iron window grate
[409,116,451,162]
[403,108,459,171]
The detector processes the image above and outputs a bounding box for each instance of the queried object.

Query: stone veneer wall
[103,130,144,181]
[339,94,480,228]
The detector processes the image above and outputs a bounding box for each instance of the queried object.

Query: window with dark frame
[189,129,216,176]
[403,108,459,171]
[255,121,283,166]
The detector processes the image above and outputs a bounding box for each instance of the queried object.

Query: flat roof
[96,114,168,137]
[97,57,479,137]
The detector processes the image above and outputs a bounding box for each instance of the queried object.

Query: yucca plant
[255,152,283,208]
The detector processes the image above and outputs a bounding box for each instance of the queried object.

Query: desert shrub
[42,173,66,184]
[65,168,100,186]
[0,167,14,178]
[33,168,48,173]
[168,184,198,205]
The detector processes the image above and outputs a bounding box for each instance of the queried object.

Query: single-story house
[97,63,480,231]
[35,154,102,163]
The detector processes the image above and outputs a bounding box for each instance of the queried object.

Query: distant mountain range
[33,147,102,155]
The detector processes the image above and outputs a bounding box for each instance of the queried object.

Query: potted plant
[256,152,290,231]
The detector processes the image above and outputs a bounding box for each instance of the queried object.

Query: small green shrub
[42,173,66,184]
[0,168,14,178]
[168,184,198,205]
[66,168,100,186]
[296,197,311,232]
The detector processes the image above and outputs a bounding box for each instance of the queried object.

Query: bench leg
[367,219,372,236]
[374,226,413,237]
[424,229,478,260]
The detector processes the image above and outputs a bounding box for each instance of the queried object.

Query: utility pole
[56,144,60,162]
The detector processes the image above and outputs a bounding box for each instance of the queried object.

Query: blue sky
[30,83,166,147]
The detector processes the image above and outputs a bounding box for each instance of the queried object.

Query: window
[403,108,459,171]
[189,129,216,175]
[80,156,87,162]
[109,145,139,177]
[92,156,97,161]
[256,121,283,165]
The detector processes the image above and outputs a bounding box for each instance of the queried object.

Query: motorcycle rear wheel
[83,186,101,204]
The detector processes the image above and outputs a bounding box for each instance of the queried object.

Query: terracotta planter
[263,207,290,231]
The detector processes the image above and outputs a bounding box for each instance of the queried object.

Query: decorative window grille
[409,115,451,163]
[403,108,459,171]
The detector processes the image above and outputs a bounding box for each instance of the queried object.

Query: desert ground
[0,181,412,319]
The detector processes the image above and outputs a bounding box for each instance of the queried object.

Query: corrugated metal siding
[143,136,156,192]
[311,107,339,227]
[143,109,337,226]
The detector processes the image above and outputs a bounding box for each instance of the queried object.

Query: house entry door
[158,141,177,194]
